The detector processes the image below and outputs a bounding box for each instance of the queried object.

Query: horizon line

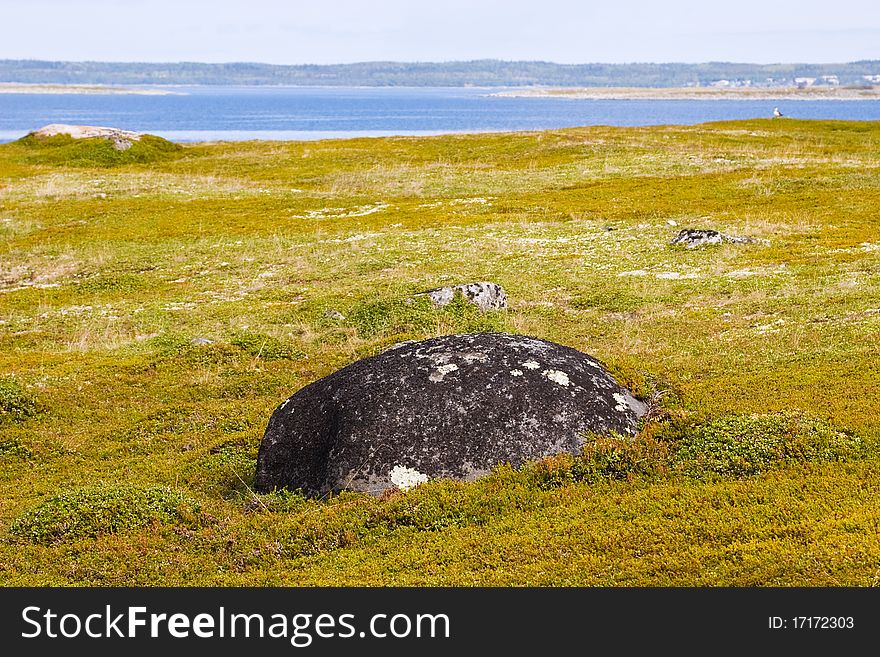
[4,57,880,67]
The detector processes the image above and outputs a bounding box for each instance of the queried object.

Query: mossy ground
[1,120,879,585]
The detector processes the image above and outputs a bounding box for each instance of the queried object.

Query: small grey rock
[671,228,755,248]
[190,337,213,346]
[417,282,507,311]
[256,332,646,497]
[323,309,346,321]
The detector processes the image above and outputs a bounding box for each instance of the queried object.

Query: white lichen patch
[296,203,390,220]
[543,369,570,387]
[429,363,459,382]
[613,392,629,412]
[451,197,492,205]
[521,360,540,370]
[389,465,429,491]
[510,369,523,377]
[754,319,785,333]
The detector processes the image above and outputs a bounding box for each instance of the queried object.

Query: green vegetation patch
[77,272,147,294]
[527,412,865,488]
[0,378,38,424]
[12,133,181,167]
[9,485,203,545]
[350,293,510,342]
[230,331,307,361]
[0,437,31,459]
[669,413,864,478]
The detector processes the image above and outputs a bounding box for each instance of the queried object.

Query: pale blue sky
[1,0,878,64]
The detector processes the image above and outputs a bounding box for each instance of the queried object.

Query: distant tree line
[1,59,879,87]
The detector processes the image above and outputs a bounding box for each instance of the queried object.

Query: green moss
[9,485,203,545]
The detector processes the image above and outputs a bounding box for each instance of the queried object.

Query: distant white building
[820,75,840,85]
[863,74,880,84]
[795,77,817,87]
[710,79,752,88]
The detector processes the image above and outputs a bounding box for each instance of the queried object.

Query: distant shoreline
[0,83,182,95]
[1,83,878,100]
[492,86,880,101]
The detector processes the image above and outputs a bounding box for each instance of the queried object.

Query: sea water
[1,85,878,142]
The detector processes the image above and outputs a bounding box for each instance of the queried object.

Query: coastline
[492,86,880,101]
[0,83,181,95]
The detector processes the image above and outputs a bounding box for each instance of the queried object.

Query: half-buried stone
[255,333,646,497]
[416,282,507,311]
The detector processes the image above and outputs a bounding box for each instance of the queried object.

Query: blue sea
[1,86,878,143]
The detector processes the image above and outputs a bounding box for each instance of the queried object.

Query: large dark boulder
[255,333,647,496]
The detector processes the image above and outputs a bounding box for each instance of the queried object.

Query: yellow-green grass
[1,119,879,585]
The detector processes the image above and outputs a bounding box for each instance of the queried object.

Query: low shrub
[0,437,31,459]
[526,435,670,489]
[0,378,38,424]
[670,412,864,479]
[526,412,864,487]
[10,485,203,544]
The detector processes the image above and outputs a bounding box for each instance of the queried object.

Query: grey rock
[671,228,755,248]
[255,332,646,497]
[323,309,346,321]
[28,123,144,151]
[190,337,213,346]
[418,282,507,311]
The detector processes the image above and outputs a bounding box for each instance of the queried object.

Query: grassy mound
[11,133,181,166]
[10,485,202,544]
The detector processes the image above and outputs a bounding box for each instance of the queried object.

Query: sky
[1,0,878,64]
